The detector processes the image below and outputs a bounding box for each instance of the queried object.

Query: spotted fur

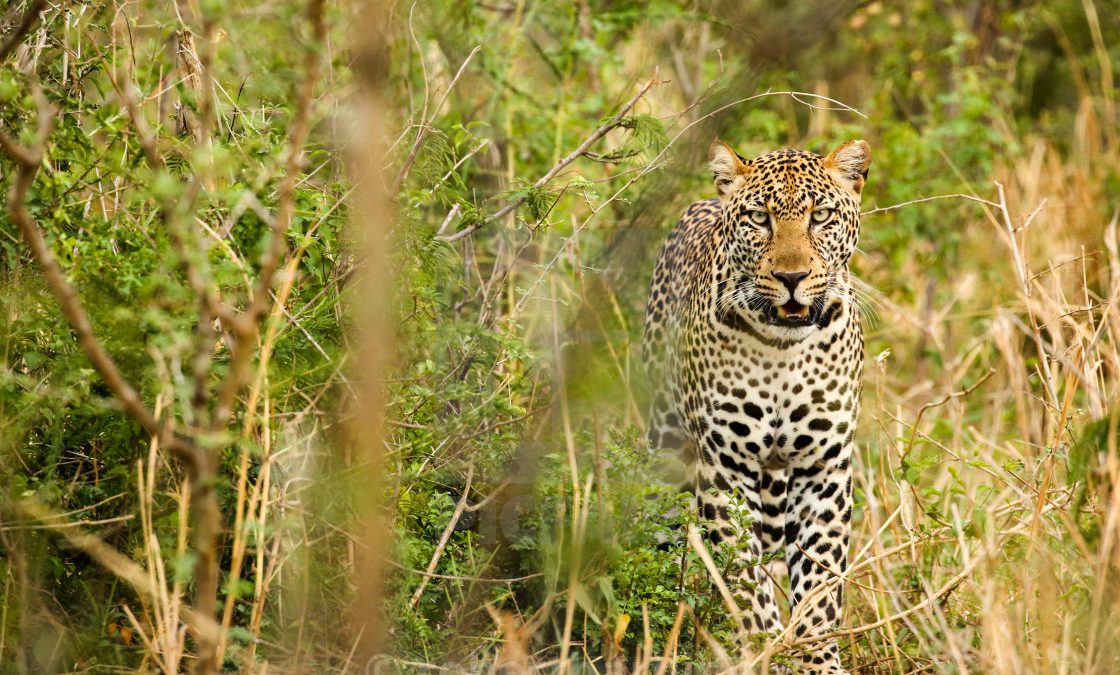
[642,139,871,673]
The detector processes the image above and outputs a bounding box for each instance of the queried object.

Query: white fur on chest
[681,302,861,471]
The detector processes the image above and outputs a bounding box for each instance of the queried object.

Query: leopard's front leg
[784,450,853,674]
[696,461,783,638]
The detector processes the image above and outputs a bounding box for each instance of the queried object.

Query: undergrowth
[1,0,1118,673]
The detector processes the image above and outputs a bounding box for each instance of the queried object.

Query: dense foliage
[1,0,1118,672]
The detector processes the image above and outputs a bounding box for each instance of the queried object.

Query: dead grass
[2,2,1118,673]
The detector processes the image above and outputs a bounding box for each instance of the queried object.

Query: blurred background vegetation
[1,0,1118,672]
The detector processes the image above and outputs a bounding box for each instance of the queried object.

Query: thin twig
[686,525,747,640]
[507,89,866,315]
[430,138,490,195]
[394,43,481,191]
[994,182,1057,409]
[434,203,462,239]
[902,369,996,461]
[437,68,663,243]
[408,465,475,608]
[211,0,327,429]
[385,557,542,584]
[861,193,1001,217]
[0,75,199,467]
[0,0,47,63]
[789,551,985,648]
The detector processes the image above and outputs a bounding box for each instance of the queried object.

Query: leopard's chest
[677,319,862,471]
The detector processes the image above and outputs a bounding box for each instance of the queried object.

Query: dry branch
[211,0,327,430]
[0,0,47,63]
[394,43,481,192]
[12,498,221,654]
[0,78,200,466]
[437,69,664,243]
[860,193,1001,216]
[408,465,475,608]
[790,546,985,649]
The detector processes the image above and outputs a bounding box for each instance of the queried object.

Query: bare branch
[12,498,221,650]
[434,203,462,239]
[0,0,47,63]
[211,0,327,430]
[861,193,1001,217]
[0,77,200,468]
[394,44,482,192]
[409,465,475,608]
[903,369,996,460]
[438,68,663,243]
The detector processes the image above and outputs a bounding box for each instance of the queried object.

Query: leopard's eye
[747,210,770,227]
[811,208,834,225]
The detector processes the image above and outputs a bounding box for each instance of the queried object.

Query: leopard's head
[709,139,870,338]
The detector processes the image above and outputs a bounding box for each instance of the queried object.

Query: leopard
[642,138,871,673]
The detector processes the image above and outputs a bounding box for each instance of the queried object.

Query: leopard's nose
[772,270,809,295]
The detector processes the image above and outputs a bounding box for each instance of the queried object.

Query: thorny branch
[0,76,200,468]
[437,68,665,243]
[211,0,327,430]
[394,40,482,193]
[2,0,327,669]
[0,0,47,64]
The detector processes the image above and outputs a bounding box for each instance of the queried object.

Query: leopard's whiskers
[847,275,886,328]
[715,276,765,316]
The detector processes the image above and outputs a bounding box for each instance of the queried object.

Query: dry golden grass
[366,9,1120,671]
[2,2,1117,673]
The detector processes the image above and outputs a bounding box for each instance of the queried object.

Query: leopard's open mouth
[765,300,820,327]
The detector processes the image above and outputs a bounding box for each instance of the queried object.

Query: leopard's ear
[824,139,871,194]
[709,139,751,199]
